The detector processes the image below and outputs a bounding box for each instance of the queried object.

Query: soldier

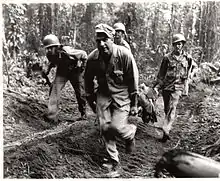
[154,33,197,142]
[113,22,131,51]
[84,24,139,177]
[42,34,87,123]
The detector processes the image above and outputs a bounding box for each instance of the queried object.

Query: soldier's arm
[43,61,55,75]
[154,57,168,90]
[81,51,88,72]
[84,62,94,93]
[41,62,55,87]
[125,52,138,96]
[84,51,97,113]
[124,51,139,115]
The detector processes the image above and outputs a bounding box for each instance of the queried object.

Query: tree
[2,2,220,69]
[3,4,27,59]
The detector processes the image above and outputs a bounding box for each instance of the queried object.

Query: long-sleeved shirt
[85,44,139,107]
[155,51,195,91]
[46,46,87,79]
[117,39,131,52]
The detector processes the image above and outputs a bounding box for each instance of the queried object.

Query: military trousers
[47,72,87,121]
[161,90,182,135]
[96,94,136,162]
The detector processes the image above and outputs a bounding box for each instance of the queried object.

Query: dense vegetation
[2,2,220,81]
[2,2,220,178]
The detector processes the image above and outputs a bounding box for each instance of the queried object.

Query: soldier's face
[115,30,124,39]
[173,41,184,53]
[46,46,57,56]
[46,46,59,64]
[96,32,113,56]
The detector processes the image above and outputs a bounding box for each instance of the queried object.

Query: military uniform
[113,22,131,52]
[46,46,87,122]
[155,50,194,136]
[85,44,139,163]
[117,39,131,51]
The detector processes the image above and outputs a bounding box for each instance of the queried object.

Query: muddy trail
[3,79,220,178]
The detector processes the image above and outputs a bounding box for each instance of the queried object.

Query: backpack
[60,46,87,68]
[62,46,86,60]
[138,83,158,123]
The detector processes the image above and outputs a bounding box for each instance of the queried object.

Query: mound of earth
[3,74,220,178]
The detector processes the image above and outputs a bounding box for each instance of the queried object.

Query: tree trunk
[151,3,159,50]
[51,4,54,34]
[38,4,44,39]
[2,22,10,88]
[207,1,217,62]
[46,4,52,34]
[169,3,174,44]
[191,4,197,47]
[73,21,77,48]
[84,4,93,42]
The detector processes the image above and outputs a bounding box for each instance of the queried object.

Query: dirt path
[3,82,220,178]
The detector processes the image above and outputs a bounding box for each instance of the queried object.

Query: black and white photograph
[2,0,220,179]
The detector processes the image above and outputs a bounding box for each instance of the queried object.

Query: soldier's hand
[130,106,138,116]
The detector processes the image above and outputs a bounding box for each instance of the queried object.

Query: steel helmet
[43,34,61,48]
[172,33,186,44]
[113,23,126,34]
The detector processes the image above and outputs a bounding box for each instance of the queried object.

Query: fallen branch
[172,139,181,149]
[3,89,46,106]
[210,77,220,84]
[4,122,78,153]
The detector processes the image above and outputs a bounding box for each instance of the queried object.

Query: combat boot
[159,130,170,143]
[102,159,121,178]
[43,113,60,125]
